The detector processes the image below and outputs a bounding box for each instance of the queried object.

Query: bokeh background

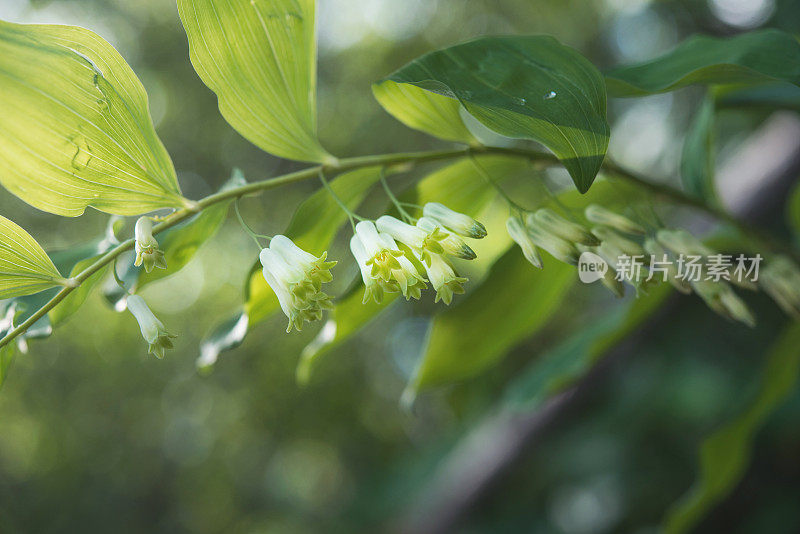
[1,0,800,532]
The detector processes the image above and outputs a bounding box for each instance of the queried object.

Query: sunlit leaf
[381,36,610,192]
[606,29,800,97]
[681,94,717,202]
[0,215,62,299]
[663,324,800,534]
[0,21,185,216]
[405,250,574,398]
[372,80,477,144]
[177,0,333,163]
[503,283,672,411]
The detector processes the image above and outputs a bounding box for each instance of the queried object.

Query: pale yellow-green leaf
[0,21,185,216]
[372,80,477,144]
[0,215,62,298]
[177,0,333,164]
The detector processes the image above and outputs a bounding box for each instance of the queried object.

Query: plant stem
[0,145,792,349]
[380,169,415,222]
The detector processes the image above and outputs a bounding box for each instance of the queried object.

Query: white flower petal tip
[506,216,542,268]
[126,295,176,358]
[422,202,487,239]
[416,217,476,260]
[259,235,336,333]
[352,223,426,302]
[134,217,167,273]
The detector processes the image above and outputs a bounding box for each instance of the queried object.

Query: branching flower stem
[379,169,415,223]
[0,145,793,349]
[318,169,364,230]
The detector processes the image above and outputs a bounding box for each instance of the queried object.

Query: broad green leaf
[681,94,717,202]
[405,250,574,397]
[381,36,610,193]
[663,324,800,534]
[503,283,672,411]
[716,81,800,111]
[372,80,477,144]
[606,29,800,97]
[0,21,185,216]
[0,215,62,299]
[296,156,529,382]
[177,0,333,164]
[246,166,384,323]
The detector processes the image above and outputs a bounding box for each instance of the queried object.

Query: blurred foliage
[1,0,800,533]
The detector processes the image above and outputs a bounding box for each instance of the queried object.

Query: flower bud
[591,226,645,258]
[525,217,580,265]
[691,280,756,327]
[126,295,176,358]
[532,208,599,246]
[656,229,714,257]
[377,215,445,266]
[760,256,800,319]
[423,202,487,239]
[643,238,692,294]
[584,205,645,235]
[416,217,476,260]
[134,217,166,273]
[506,216,542,268]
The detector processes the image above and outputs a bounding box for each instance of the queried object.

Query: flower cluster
[260,235,337,332]
[253,203,484,333]
[503,203,797,327]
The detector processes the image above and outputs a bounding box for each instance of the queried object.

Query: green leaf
[681,94,717,202]
[49,259,108,327]
[372,80,477,144]
[177,0,333,164]
[606,29,800,97]
[381,36,610,193]
[296,156,529,382]
[405,250,574,397]
[0,21,185,216]
[503,283,672,411]
[245,166,384,324]
[790,182,800,238]
[0,215,62,299]
[663,324,800,534]
[716,81,800,111]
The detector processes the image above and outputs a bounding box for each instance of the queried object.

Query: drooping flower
[353,221,426,300]
[691,279,756,327]
[126,294,176,358]
[134,217,166,273]
[350,235,398,304]
[421,253,468,305]
[584,205,645,235]
[423,202,487,239]
[416,217,476,260]
[506,215,542,268]
[655,229,714,257]
[259,236,336,333]
[531,208,599,246]
[376,215,446,266]
[643,238,692,294]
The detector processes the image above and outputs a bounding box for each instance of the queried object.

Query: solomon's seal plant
[0,3,799,444]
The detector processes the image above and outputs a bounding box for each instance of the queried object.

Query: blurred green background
[1,0,800,532]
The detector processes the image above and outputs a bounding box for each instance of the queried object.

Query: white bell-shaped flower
[126,295,176,358]
[134,217,166,273]
[421,253,467,305]
[506,216,542,268]
[353,221,426,301]
[376,215,446,266]
[259,235,336,333]
[416,217,476,260]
